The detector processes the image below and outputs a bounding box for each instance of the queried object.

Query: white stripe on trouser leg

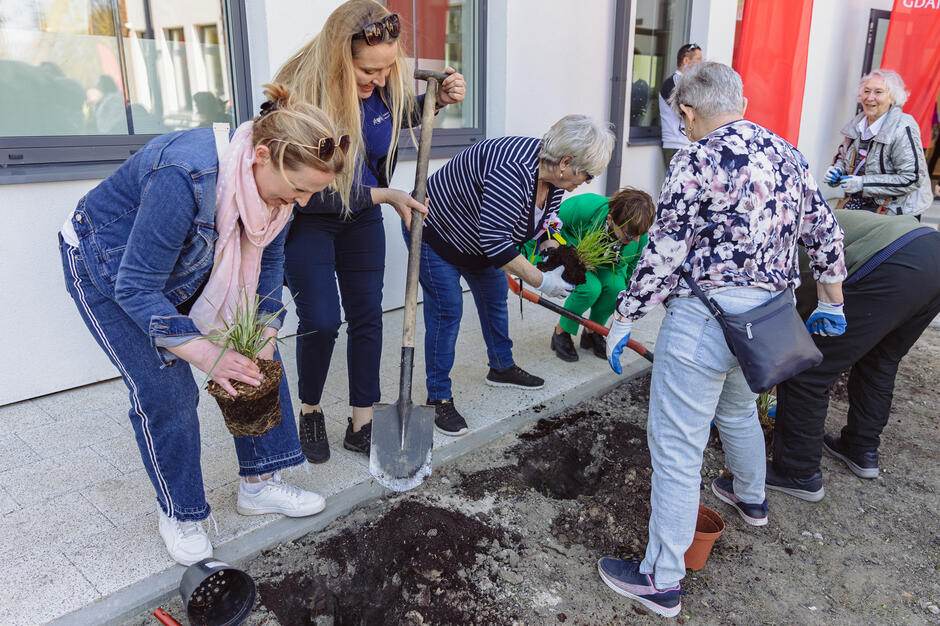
[66,246,175,515]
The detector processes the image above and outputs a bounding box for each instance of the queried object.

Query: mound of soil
[536,244,587,285]
[257,500,520,625]
[459,378,653,556]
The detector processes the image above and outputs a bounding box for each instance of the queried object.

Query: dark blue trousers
[284,207,385,408]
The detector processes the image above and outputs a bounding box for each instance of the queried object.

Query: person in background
[928,103,939,199]
[273,0,466,462]
[824,69,932,219]
[58,84,345,566]
[596,62,846,618]
[768,210,940,501]
[544,188,655,362]
[658,43,702,171]
[412,115,615,436]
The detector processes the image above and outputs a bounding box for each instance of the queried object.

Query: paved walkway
[0,292,663,625]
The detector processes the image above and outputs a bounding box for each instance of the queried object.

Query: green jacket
[796,210,927,316]
[521,193,648,279]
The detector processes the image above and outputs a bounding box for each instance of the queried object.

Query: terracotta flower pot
[684,504,725,571]
[207,358,283,438]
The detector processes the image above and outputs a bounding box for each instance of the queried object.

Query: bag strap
[212,122,231,161]
[681,272,725,318]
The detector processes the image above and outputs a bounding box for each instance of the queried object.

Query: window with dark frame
[0,0,251,184]
[386,0,486,157]
[629,0,692,144]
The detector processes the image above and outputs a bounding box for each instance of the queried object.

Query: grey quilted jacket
[833,106,932,216]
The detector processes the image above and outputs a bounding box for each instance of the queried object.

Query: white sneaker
[236,472,326,517]
[157,509,212,566]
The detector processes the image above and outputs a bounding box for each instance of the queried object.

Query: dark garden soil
[537,244,587,285]
[208,358,283,437]
[127,327,940,625]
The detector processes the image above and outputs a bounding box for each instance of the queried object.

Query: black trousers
[773,231,940,477]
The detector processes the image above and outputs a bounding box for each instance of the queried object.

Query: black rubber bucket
[178,558,256,626]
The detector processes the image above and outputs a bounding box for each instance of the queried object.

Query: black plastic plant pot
[179,558,256,626]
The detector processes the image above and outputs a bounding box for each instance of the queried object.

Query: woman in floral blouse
[595,62,847,618]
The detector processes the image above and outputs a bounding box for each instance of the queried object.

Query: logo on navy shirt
[373,111,391,126]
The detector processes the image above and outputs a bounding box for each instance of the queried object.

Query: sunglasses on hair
[270,134,351,161]
[352,13,401,46]
[315,134,351,160]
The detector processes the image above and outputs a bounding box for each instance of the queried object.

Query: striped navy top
[423,136,565,268]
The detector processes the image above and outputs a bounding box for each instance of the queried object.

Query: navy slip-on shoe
[711,477,769,526]
[597,557,682,618]
[765,461,824,502]
[823,433,878,479]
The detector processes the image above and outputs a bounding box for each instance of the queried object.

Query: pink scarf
[189,121,293,336]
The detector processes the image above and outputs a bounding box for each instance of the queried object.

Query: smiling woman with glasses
[271,0,469,462]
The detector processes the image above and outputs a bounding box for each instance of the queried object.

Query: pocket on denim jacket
[175,227,217,276]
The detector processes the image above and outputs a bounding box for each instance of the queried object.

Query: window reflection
[0,0,234,137]
[631,0,692,132]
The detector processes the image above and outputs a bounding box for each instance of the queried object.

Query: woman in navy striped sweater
[410,115,614,435]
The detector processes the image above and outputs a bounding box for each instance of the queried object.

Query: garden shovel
[505,273,655,363]
[369,69,450,492]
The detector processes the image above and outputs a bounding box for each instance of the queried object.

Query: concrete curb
[51,359,652,626]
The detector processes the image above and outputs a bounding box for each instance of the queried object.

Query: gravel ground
[130,327,940,625]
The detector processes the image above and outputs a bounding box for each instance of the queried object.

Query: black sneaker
[485,365,544,390]
[580,331,606,359]
[765,460,824,502]
[343,418,371,455]
[551,330,579,362]
[823,433,878,478]
[711,477,768,526]
[298,409,330,464]
[427,398,469,436]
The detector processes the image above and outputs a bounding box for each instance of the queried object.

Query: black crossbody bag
[679,199,822,393]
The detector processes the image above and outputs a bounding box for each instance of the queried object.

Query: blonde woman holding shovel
[273,0,466,461]
[59,84,346,566]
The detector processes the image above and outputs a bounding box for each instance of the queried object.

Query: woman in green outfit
[545,188,655,361]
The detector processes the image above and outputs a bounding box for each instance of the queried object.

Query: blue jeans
[60,240,304,522]
[403,223,514,401]
[641,287,772,588]
[284,208,385,407]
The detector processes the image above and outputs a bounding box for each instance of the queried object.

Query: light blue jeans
[640,287,773,588]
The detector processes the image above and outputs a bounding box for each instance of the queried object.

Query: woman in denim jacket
[273,0,466,462]
[58,84,346,566]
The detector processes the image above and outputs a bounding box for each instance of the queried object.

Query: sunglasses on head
[352,13,401,46]
[269,134,351,161]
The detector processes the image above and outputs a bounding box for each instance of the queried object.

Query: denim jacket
[67,127,289,366]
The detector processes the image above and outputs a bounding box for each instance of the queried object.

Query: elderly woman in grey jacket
[825,69,933,218]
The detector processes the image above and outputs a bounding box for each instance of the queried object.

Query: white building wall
[1,0,895,405]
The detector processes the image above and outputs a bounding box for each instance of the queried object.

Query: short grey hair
[668,61,744,120]
[857,69,908,106]
[539,115,615,176]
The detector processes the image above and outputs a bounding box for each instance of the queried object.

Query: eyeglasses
[352,13,401,46]
[270,134,350,161]
[581,171,594,183]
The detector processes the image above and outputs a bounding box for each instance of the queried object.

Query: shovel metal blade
[369,401,435,492]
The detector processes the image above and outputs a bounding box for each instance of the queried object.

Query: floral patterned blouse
[616,119,846,321]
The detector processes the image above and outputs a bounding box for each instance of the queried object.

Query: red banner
[732,0,814,146]
[881,1,940,148]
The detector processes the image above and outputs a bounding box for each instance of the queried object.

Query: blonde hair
[274,0,415,214]
[252,83,347,204]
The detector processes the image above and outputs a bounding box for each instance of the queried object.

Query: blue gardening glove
[538,266,575,299]
[839,175,863,194]
[824,166,843,185]
[605,316,634,375]
[806,301,846,336]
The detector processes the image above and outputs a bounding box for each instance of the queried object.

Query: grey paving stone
[65,511,176,597]
[90,433,145,474]
[0,398,54,433]
[31,380,127,422]
[0,446,118,508]
[0,485,18,515]
[0,433,39,473]
[80,469,158,525]
[0,492,112,562]
[17,412,125,460]
[0,547,100,625]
